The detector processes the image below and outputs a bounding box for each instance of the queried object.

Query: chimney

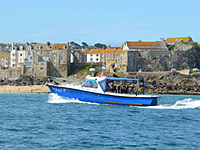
[160,37,164,41]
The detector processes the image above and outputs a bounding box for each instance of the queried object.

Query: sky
[0,0,200,46]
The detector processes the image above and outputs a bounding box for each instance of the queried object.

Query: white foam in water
[48,95,200,109]
[145,98,200,110]
[47,93,99,105]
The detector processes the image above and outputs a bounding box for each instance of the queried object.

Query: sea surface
[0,93,200,150]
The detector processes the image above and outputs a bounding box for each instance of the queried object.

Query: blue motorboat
[47,76,160,106]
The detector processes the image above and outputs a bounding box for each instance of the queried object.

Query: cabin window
[98,80,106,92]
[82,80,98,88]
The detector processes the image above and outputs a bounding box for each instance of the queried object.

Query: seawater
[0,94,200,150]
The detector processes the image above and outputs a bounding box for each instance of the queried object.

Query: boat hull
[47,85,159,106]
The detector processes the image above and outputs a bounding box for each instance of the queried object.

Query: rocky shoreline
[1,72,200,95]
[132,72,200,95]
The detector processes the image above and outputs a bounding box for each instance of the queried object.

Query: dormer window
[28,46,33,50]
[20,46,24,50]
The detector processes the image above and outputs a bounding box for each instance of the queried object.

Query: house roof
[104,47,116,53]
[0,53,10,58]
[88,47,123,55]
[114,48,123,54]
[88,49,104,54]
[51,43,69,50]
[32,43,69,50]
[165,37,191,43]
[126,41,161,49]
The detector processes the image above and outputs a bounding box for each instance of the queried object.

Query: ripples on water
[0,93,200,150]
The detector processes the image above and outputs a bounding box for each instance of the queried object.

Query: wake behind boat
[46,75,160,106]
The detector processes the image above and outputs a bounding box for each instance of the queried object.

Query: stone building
[0,53,10,68]
[165,36,193,45]
[115,40,170,72]
[31,53,49,77]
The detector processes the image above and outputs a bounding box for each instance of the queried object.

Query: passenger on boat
[112,86,117,93]
[122,86,127,94]
[130,87,136,94]
[107,88,112,92]
[127,87,132,94]
[117,86,122,93]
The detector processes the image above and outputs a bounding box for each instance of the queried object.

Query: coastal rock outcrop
[134,72,200,94]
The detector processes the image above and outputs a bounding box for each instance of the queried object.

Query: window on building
[28,52,30,55]
[30,56,32,59]
[12,64,15,67]
[12,54,15,56]
[90,58,93,61]
[20,58,22,62]
[40,62,44,65]
[41,51,43,55]
[53,62,56,65]
[35,62,39,65]
[90,54,93,56]
[12,59,15,62]
[40,67,44,71]
[20,53,23,57]
[96,58,99,61]
[96,54,99,57]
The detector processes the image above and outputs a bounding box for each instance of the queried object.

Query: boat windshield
[82,80,98,88]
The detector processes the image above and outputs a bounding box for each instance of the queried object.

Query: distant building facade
[87,46,123,63]
[9,42,71,78]
[0,43,12,53]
